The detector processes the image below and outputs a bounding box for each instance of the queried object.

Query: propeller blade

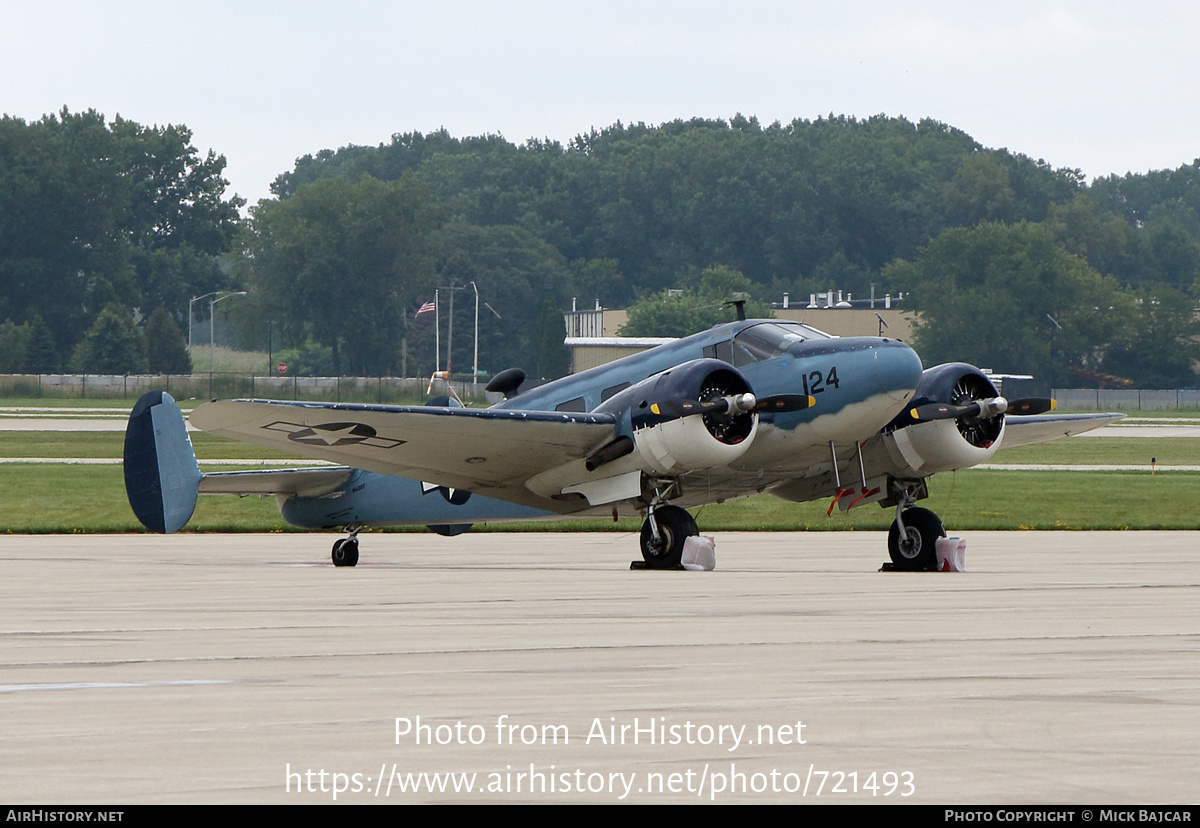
[650,392,815,420]
[907,401,981,422]
[1006,397,1056,416]
[908,395,1046,423]
[650,396,737,418]
[754,394,815,413]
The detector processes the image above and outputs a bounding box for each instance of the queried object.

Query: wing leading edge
[997,412,1125,449]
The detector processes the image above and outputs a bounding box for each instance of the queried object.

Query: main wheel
[332,537,360,567]
[639,505,698,569]
[887,507,944,571]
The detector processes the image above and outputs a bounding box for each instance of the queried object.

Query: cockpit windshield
[731,322,831,366]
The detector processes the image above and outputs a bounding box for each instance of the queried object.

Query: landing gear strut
[639,504,698,569]
[332,528,362,567]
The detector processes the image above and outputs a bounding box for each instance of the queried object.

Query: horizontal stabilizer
[198,467,354,497]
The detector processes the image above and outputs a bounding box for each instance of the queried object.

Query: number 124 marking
[802,366,840,395]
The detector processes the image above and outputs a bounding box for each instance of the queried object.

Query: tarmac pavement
[2,531,1197,804]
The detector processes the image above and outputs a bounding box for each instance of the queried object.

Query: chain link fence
[0,373,497,405]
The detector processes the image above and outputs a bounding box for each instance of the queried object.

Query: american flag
[414,297,436,317]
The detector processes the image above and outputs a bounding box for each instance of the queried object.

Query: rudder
[123,391,202,533]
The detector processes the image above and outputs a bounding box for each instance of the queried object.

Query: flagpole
[434,289,440,373]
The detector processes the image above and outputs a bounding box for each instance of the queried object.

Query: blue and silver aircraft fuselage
[124,318,1121,569]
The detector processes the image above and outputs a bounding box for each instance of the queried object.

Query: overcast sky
[4,1,1197,207]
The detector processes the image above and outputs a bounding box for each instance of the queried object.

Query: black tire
[639,505,698,569]
[332,537,360,567]
[887,507,944,571]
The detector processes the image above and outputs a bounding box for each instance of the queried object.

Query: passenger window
[704,341,733,363]
[600,383,629,402]
[555,397,586,412]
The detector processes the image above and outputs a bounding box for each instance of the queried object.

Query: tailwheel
[332,537,360,567]
[639,505,698,569]
[887,507,944,571]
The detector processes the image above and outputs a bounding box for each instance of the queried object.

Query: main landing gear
[332,528,362,567]
[887,505,945,571]
[639,504,698,569]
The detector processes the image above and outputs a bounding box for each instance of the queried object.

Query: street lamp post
[465,285,501,394]
[189,292,219,353]
[209,291,247,396]
[471,281,479,393]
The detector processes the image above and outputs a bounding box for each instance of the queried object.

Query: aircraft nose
[873,338,923,402]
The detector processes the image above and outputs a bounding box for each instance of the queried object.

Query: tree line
[0,108,239,374]
[3,109,1200,387]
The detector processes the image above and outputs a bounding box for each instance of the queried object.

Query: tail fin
[123,391,202,533]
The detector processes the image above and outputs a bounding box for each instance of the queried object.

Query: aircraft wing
[188,399,618,499]
[998,412,1125,449]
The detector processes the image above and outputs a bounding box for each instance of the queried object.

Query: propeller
[1006,397,1057,416]
[650,393,815,419]
[907,396,1056,423]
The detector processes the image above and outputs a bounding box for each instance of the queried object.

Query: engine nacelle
[596,359,759,475]
[633,413,757,474]
[881,363,1005,474]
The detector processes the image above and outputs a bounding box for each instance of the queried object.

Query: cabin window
[704,340,734,363]
[555,397,586,412]
[600,382,630,402]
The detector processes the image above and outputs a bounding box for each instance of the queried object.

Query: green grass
[0,398,138,409]
[918,469,1200,530]
[0,465,288,533]
[2,463,1198,534]
[1,424,1198,534]
[1,431,1192,466]
[992,437,1200,466]
[192,345,269,373]
[0,431,305,460]
[1071,409,1200,418]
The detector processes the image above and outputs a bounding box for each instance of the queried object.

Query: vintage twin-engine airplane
[124,319,1121,569]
